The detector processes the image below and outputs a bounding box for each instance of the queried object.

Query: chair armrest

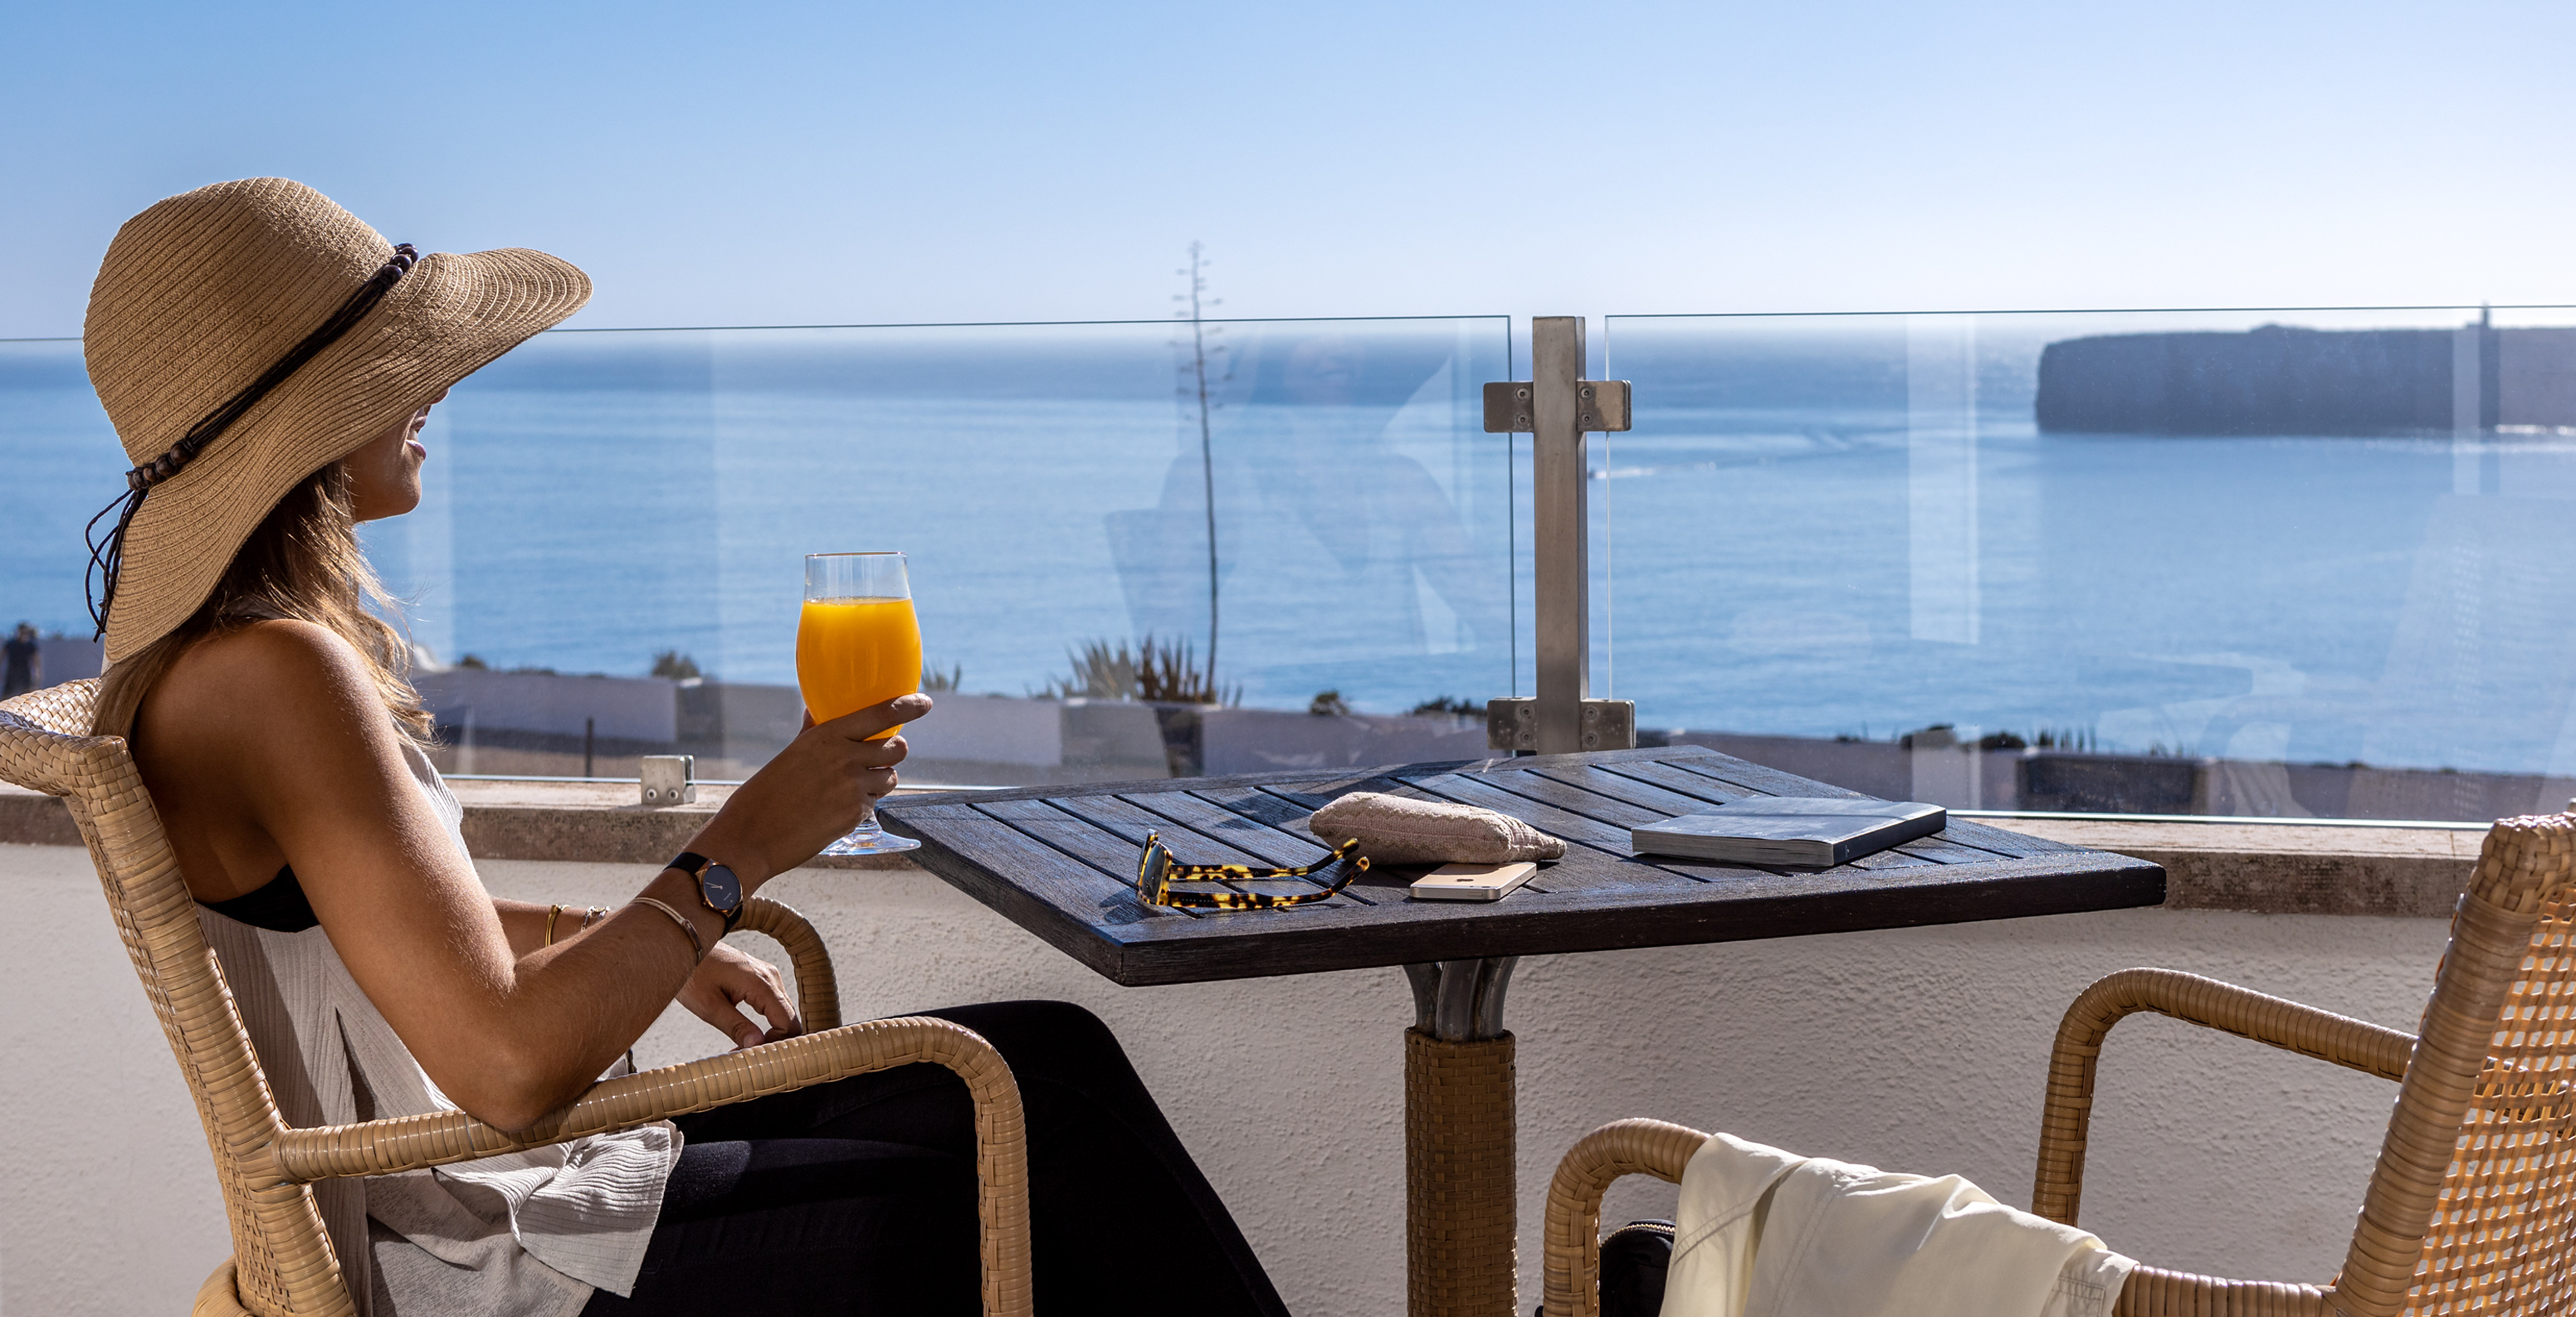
[735,895,840,1031]
[260,1014,1032,1317]
[2032,967,2415,1226]
[2112,1265,2332,1315]
[1542,1118,1708,1317]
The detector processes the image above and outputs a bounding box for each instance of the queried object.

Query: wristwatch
[669,851,744,931]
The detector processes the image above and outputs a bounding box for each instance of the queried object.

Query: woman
[82,178,1289,1316]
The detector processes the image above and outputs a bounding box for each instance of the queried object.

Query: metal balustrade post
[1530,319,1590,755]
[1486,316,1637,755]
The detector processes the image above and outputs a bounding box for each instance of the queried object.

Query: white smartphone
[1408,861,1538,902]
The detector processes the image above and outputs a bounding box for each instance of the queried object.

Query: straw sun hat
[83,177,590,663]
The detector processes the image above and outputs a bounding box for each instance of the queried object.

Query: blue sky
[3,0,2568,335]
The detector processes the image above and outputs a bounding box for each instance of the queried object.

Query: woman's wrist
[675,827,774,895]
[640,868,726,963]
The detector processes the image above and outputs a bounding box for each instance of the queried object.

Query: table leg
[1403,957,1520,1317]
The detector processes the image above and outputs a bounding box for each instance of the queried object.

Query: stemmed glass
[796,551,923,855]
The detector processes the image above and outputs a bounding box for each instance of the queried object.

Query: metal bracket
[1486,697,1637,753]
[1404,957,1519,1041]
[640,754,696,807]
[1483,378,1631,433]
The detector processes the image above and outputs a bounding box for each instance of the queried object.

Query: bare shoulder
[138,622,424,900]
[147,620,393,756]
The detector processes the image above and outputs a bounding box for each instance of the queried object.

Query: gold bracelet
[632,896,706,963]
[544,904,564,947]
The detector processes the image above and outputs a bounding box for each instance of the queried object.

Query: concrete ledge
[1978,817,2481,919]
[0,778,919,871]
[0,788,80,847]
[0,779,2491,910]
[445,779,921,871]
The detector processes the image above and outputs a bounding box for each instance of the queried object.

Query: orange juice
[796,597,923,737]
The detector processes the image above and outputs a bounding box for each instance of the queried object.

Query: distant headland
[2036,322,2576,436]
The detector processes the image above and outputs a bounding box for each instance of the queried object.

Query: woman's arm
[499,899,800,1051]
[137,620,918,1131]
[494,900,573,956]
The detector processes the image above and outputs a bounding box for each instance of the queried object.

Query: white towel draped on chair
[1659,1132,2135,1317]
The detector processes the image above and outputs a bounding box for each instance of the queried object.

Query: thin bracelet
[581,905,610,931]
[545,904,565,947]
[632,896,706,963]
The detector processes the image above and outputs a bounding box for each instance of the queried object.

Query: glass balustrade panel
[0,318,1515,786]
[1601,306,2576,822]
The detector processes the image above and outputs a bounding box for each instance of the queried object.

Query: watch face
[700,863,743,915]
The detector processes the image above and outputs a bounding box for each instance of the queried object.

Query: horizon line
[10,300,2576,344]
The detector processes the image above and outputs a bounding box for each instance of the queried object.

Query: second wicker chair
[1543,812,2576,1317]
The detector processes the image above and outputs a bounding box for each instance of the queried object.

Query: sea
[10,309,2576,779]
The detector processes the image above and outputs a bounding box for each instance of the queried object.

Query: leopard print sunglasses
[1133,831,1369,910]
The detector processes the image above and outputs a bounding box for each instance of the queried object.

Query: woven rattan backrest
[2333,814,2576,1317]
[0,680,349,1317]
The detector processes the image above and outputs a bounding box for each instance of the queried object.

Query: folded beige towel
[1307,791,1567,865]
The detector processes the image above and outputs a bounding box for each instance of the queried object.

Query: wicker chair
[1542,812,2576,1317]
[0,679,1035,1317]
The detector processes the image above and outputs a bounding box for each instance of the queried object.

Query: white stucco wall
[0,840,2450,1317]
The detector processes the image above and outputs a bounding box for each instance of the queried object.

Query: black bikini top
[201,866,319,933]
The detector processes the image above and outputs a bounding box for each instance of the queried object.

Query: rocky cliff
[2035,324,2576,437]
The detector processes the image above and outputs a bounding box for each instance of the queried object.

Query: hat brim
[103,246,591,663]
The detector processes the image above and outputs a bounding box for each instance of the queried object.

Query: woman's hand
[677,944,801,1049]
[687,693,930,887]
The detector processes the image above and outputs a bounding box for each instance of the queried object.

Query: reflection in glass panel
[0,338,121,692]
[0,319,1512,785]
[1603,307,2576,821]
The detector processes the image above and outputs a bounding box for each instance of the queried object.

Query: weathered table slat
[1120,789,1339,868]
[1524,761,1762,820]
[1397,772,1653,853]
[883,807,1188,973]
[1183,783,1322,833]
[879,745,2165,986]
[1252,771,1431,812]
[1040,793,1270,865]
[971,798,1168,878]
[1428,765,1683,834]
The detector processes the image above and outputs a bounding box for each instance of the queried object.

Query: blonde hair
[92,461,432,742]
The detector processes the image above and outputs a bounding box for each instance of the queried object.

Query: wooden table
[879,744,2164,1317]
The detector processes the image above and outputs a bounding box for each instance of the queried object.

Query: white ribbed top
[196,739,676,1317]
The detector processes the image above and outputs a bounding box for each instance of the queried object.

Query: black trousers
[578,1001,1290,1316]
